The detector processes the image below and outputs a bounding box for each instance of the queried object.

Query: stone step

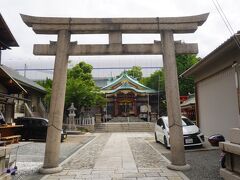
[95,122,154,132]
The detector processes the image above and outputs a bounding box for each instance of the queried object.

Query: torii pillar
[21,13,208,173]
[42,30,70,173]
[161,31,189,170]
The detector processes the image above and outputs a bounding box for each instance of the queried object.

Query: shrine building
[101,72,157,117]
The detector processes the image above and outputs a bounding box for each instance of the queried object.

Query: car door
[31,119,39,139]
[33,119,48,140]
[156,118,165,143]
[22,118,31,140]
[39,119,48,139]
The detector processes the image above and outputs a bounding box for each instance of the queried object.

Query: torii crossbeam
[21,13,208,174]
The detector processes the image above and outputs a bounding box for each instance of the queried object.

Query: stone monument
[67,103,76,131]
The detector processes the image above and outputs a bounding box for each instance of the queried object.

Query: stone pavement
[42,133,189,180]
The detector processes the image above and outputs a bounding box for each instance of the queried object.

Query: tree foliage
[37,78,52,109]
[65,61,105,111]
[38,61,106,113]
[176,54,198,95]
[141,70,165,91]
[127,66,143,81]
[140,55,198,115]
[117,66,143,81]
[142,54,198,95]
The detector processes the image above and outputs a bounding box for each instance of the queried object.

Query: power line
[15,66,162,71]
[211,0,240,49]
[214,0,240,47]
[214,0,234,34]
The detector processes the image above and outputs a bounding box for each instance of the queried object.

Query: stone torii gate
[21,13,208,174]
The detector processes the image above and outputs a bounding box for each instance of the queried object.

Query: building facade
[182,31,240,180]
[182,32,240,140]
[0,14,47,122]
[101,73,157,118]
[0,65,47,122]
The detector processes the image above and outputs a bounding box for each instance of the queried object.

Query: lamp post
[67,103,76,130]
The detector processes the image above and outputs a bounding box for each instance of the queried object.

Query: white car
[155,116,204,148]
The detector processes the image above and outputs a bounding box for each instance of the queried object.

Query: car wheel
[164,136,169,149]
[155,132,159,143]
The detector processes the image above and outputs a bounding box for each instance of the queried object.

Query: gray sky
[1,0,240,79]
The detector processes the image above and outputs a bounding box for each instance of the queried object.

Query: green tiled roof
[101,72,157,94]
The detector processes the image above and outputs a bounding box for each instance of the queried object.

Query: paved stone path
[12,135,94,180]
[42,133,189,180]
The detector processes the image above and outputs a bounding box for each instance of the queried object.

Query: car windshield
[162,117,194,127]
[182,117,194,126]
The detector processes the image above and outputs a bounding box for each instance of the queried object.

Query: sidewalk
[42,133,189,180]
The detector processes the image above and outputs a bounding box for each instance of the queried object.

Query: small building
[181,94,196,124]
[0,65,47,121]
[182,32,240,140]
[0,14,47,122]
[0,13,18,56]
[101,72,157,117]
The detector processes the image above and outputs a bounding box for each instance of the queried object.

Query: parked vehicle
[155,116,204,148]
[14,117,67,142]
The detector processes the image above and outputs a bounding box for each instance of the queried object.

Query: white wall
[197,67,239,140]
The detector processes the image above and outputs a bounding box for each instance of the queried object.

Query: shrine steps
[95,122,154,132]
[109,116,145,123]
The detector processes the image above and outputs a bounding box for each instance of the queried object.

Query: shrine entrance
[117,92,134,117]
[21,13,208,174]
[118,102,132,116]
[102,72,156,118]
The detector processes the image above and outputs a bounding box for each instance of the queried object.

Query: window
[182,117,194,126]
[157,118,163,126]
[41,120,48,126]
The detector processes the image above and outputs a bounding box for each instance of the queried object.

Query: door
[118,102,133,116]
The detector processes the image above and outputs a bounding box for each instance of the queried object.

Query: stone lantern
[67,103,77,130]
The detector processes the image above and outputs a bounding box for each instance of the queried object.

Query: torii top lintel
[20,13,209,34]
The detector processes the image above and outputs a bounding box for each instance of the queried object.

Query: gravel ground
[63,133,111,169]
[8,134,95,180]
[183,150,222,180]
[148,139,222,180]
[128,137,168,168]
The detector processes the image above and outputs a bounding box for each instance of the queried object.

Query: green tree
[176,54,198,95]
[142,54,198,95]
[37,78,52,109]
[127,66,143,81]
[65,61,105,111]
[141,55,198,115]
[37,62,106,113]
[141,70,164,91]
